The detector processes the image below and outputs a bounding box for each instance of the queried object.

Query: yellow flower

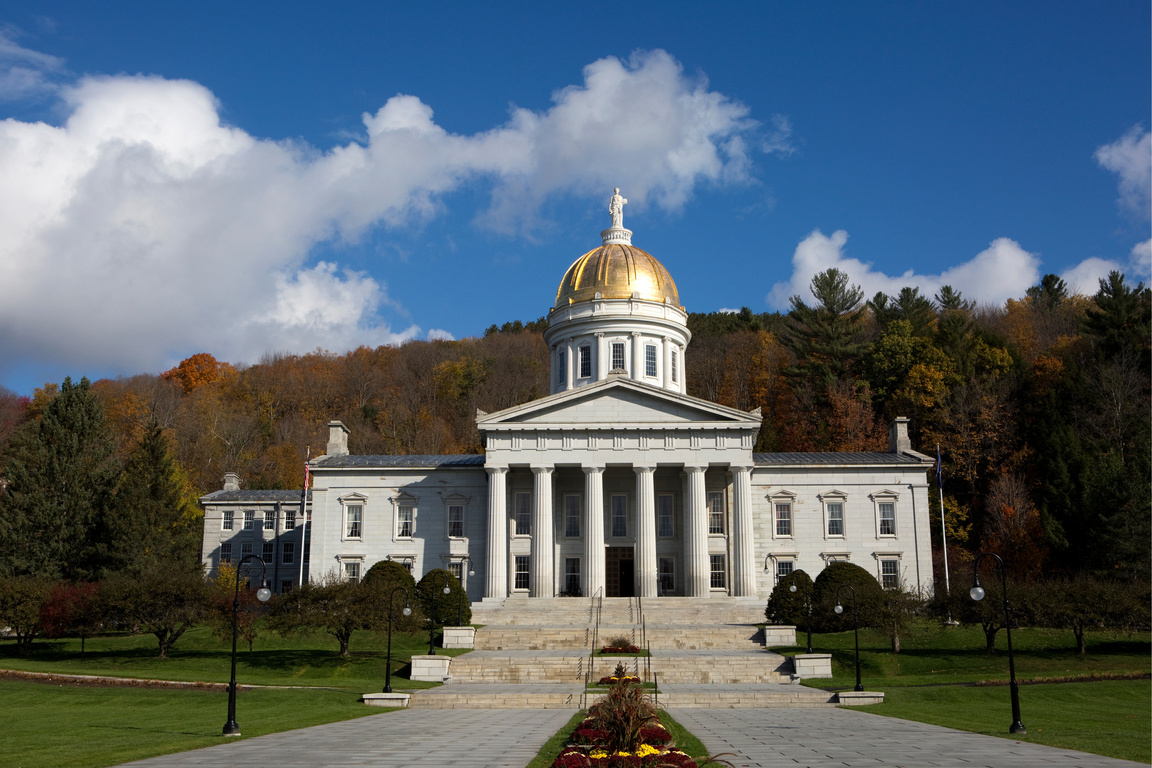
[589,749,608,758]
[636,744,660,757]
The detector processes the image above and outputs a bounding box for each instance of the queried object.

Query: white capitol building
[201,191,936,603]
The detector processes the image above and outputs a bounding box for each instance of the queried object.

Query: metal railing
[586,586,604,685]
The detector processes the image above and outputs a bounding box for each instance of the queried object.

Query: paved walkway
[669,707,1147,768]
[114,709,574,768]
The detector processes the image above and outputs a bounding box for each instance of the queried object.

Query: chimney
[327,420,350,457]
[888,417,912,454]
[222,472,241,491]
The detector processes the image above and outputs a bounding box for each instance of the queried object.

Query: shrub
[764,568,813,625]
[811,562,883,633]
[416,568,470,627]
[39,581,103,654]
[99,565,206,658]
[269,575,364,656]
[362,560,424,632]
[0,576,52,654]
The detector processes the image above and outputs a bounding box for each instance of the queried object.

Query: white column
[596,333,606,381]
[684,466,710,596]
[678,345,687,394]
[485,466,508,598]
[565,339,575,391]
[661,337,671,390]
[583,465,605,597]
[531,466,554,597]
[634,465,657,597]
[631,331,642,383]
[731,465,755,596]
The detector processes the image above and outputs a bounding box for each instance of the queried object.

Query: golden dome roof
[554,242,681,309]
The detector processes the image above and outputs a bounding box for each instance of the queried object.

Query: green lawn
[855,680,1151,764]
[0,625,468,691]
[3,677,385,768]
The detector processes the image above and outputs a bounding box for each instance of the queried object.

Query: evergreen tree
[107,421,202,574]
[1083,271,1151,365]
[0,377,118,580]
[783,268,868,391]
[1026,273,1069,311]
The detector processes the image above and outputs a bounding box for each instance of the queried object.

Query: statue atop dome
[609,188,628,229]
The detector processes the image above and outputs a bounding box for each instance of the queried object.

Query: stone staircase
[405,596,836,710]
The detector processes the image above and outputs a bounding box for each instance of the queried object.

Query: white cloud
[766,231,1041,310]
[1060,239,1152,295]
[0,50,763,381]
[0,27,65,100]
[1095,126,1151,220]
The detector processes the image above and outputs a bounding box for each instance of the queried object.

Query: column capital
[730,465,754,474]
[485,465,509,476]
[595,332,604,338]
[631,330,641,337]
[581,464,606,475]
[530,465,554,476]
[683,465,707,476]
[632,465,656,475]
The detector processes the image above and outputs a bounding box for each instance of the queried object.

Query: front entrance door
[605,546,634,597]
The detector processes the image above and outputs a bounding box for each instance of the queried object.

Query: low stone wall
[409,655,452,682]
[442,626,476,649]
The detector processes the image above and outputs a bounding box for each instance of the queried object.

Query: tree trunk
[1074,625,1087,655]
[156,629,171,658]
[890,623,901,654]
[983,623,999,654]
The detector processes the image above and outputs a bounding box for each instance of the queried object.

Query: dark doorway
[606,546,634,597]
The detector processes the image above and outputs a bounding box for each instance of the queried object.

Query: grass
[3,676,385,768]
[0,625,469,692]
[769,620,1151,763]
[523,708,729,768]
[855,679,1151,764]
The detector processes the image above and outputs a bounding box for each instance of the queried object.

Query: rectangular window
[565,557,580,595]
[514,492,531,535]
[558,349,566,385]
[344,562,361,583]
[448,561,463,581]
[827,502,844,536]
[448,505,464,538]
[241,541,253,558]
[671,349,678,383]
[707,491,725,534]
[263,512,275,530]
[281,580,293,594]
[222,511,234,531]
[657,494,674,537]
[658,557,675,595]
[220,542,232,563]
[514,555,530,590]
[645,344,657,377]
[611,342,625,370]
[881,559,899,589]
[710,554,726,589]
[879,502,896,536]
[396,505,413,537]
[282,542,295,565]
[564,495,581,538]
[776,560,794,583]
[346,504,363,538]
[243,511,255,531]
[262,541,274,563]
[775,503,792,537]
[579,345,592,378]
[611,494,627,537]
[284,510,296,530]
[303,541,310,562]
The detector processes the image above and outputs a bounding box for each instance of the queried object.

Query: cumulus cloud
[1095,126,1151,220]
[1060,238,1152,295]
[0,49,762,381]
[0,27,65,100]
[766,231,1042,310]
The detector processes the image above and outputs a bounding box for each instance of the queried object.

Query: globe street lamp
[971,552,1025,734]
[427,571,451,655]
[384,586,412,693]
[223,554,272,736]
[789,581,814,653]
[454,557,476,627]
[833,584,863,692]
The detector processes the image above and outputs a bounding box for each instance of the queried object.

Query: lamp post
[426,571,451,655]
[384,586,412,693]
[454,557,475,627]
[833,584,863,692]
[789,581,814,653]
[223,555,272,736]
[971,552,1025,734]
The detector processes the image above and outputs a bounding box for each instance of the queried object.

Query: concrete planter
[836,690,884,706]
[791,653,833,678]
[410,654,452,682]
[762,625,796,647]
[361,692,411,707]
[442,626,476,649]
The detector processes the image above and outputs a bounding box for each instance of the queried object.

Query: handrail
[587,586,604,685]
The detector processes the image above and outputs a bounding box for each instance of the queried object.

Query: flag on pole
[935,446,943,489]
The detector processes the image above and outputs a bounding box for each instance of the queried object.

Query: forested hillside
[0,270,1147,580]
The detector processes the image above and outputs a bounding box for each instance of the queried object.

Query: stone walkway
[114,709,574,768]
[669,707,1148,768]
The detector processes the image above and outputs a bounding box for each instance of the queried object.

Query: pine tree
[783,268,868,391]
[0,377,119,580]
[107,421,202,574]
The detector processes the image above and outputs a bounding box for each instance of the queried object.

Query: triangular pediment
[477,378,758,430]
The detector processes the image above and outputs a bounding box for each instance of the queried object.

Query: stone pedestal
[410,654,452,682]
[361,692,411,707]
[442,626,476,649]
[836,690,885,706]
[790,653,833,678]
[761,625,796,647]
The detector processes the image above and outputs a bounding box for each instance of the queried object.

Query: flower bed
[600,643,641,654]
[596,674,640,686]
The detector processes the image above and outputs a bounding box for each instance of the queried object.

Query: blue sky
[0,1,1148,396]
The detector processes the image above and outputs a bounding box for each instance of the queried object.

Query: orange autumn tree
[163,352,223,395]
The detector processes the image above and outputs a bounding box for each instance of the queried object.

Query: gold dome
[554,243,681,309]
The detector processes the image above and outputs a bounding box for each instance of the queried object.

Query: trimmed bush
[811,561,883,632]
[362,560,424,632]
[416,568,471,627]
[764,568,813,625]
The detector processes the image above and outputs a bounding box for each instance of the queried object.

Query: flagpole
[937,444,955,624]
[298,448,310,588]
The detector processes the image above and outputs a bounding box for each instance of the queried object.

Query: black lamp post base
[222,722,241,736]
[1010,721,1026,734]
[854,684,864,692]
